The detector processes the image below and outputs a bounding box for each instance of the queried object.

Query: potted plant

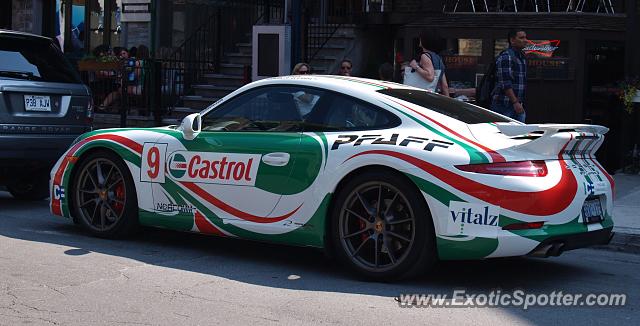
[77,53,122,71]
[618,76,640,114]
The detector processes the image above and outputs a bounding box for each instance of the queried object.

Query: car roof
[0,29,52,41]
[254,75,407,92]
[244,75,422,103]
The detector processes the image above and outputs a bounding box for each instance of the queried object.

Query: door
[0,1,11,29]
[583,41,626,173]
[148,86,313,232]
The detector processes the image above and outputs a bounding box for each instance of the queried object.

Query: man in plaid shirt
[491,29,528,122]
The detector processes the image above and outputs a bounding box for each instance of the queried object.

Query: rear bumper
[0,135,78,184]
[0,134,77,164]
[528,227,614,257]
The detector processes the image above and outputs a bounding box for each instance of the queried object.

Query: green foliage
[619,76,640,114]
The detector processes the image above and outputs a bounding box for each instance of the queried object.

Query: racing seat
[266,92,302,122]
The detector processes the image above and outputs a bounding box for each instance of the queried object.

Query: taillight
[455,160,548,177]
[502,221,545,230]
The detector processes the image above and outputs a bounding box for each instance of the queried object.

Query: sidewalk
[609,173,640,253]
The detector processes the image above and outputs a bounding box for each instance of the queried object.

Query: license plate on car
[24,95,51,112]
[582,198,604,224]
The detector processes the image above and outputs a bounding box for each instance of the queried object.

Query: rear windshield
[0,34,81,84]
[377,89,511,124]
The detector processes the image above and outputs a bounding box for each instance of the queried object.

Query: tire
[8,173,49,201]
[330,171,437,281]
[71,150,138,238]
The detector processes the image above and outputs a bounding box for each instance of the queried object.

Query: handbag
[403,66,438,91]
[403,52,443,91]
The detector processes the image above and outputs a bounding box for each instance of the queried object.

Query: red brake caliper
[358,218,368,242]
[113,182,125,213]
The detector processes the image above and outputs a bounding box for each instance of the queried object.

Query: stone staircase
[162,42,252,125]
[308,24,356,76]
[163,25,357,125]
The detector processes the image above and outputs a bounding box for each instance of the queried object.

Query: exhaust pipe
[529,242,565,257]
[529,244,554,257]
[547,243,565,257]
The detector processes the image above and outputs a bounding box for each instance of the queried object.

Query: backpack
[476,50,505,109]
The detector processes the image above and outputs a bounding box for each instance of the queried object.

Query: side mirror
[179,113,201,140]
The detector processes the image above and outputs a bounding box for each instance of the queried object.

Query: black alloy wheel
[331,171,436,281]
[72,150,138,238]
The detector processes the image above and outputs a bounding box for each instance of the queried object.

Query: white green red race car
[50,75,614,280]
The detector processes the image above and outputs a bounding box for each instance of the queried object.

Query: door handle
[262,152,290,167]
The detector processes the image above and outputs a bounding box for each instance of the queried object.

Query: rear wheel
[330,171,436,281]
[72,150,138,238]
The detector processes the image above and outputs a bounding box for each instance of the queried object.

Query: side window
[304,93,400,131]
[201,86,323,132]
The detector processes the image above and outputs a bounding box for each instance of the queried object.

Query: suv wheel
[8,175,49,200]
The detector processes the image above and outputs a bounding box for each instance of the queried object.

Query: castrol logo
[167,151,261,186]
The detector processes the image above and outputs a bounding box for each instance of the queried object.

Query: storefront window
[494,39,572,80]
[55,0,64,49]
[84,0,124,55]
[89,0,104,53]
[442,39,482,92]
[71,2,85,54]
[494,39,569,57]
[457,39,482,56]
[110,0,123,48]
[494,39,509,56]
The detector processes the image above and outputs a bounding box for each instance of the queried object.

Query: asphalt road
[0,191,638,325]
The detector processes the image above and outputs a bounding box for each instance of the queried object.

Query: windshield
[0,35,81,84]
[377,89,512,124]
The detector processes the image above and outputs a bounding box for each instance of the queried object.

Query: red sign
[442,56,478,69]
[524,40,561,58]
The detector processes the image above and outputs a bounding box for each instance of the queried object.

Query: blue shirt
[492,47,527,108]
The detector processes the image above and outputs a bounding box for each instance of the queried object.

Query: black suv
[0,30,92,200]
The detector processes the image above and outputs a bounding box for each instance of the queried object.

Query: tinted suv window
[377,89,511,124]
[0,35,81,84]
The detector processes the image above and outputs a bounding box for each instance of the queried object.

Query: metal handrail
[155,1,284,114]
[306,23,343,63]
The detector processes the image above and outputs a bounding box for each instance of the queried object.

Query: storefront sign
[442,56,478,69]
[121,0,151,22]
[527,58,571,80]
[524,40,561,58]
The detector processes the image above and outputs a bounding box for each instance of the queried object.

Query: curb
[594,232,640,254]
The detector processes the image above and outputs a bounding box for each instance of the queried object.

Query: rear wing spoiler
[495,123,609,137]
[494,123,609,157]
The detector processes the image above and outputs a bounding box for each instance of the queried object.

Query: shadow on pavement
[0,192,596,292]
[2,190,636,326]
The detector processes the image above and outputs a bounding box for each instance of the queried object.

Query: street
[0,190,638,326]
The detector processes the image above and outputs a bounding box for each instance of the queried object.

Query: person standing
[491,28,528,123]
[292,62,311,75]
[378,62,394,81]
[338,59,353,76]
[408,32,449,96]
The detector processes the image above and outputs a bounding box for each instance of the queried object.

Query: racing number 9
[141,143,167,183]
[147,147,160,179]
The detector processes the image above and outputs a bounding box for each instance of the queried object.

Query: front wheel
[330,171,436,281]
[72,150,138,238]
